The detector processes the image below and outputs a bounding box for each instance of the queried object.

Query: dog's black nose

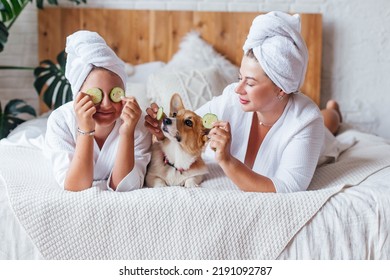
[163,118,172,125]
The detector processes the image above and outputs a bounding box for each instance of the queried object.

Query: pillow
[0,114,49,150]
[124,61,166,111]
[125,82,150,111]
[165,31,239,85]
[147,66,227,112]
[125,61,166,83]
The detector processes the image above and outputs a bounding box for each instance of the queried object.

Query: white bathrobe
[44,102,151,191]
[196,83,339,193]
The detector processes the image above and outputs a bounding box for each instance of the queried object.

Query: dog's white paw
[148,178,167,188]
[184,179,200,188]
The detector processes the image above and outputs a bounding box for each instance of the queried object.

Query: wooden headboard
[38,8,322,104]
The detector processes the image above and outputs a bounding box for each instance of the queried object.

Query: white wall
[1,0,389,138]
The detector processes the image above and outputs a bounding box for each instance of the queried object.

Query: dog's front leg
[184,175,203,188]
[146,176,167,188]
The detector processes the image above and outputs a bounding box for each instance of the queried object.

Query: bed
[1,8,390,260]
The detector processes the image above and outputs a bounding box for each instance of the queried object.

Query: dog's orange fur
[145,94,209,188]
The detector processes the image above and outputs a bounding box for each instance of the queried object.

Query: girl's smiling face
[235,55,282,114]
[80,68,125,128]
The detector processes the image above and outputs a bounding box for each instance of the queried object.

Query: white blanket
[1,130,390,260]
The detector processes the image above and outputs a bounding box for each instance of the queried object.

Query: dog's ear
[201,128,211,145]
[170,93,185,117]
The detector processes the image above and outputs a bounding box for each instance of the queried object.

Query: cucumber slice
[156,107,164,120]
[86,88,103,104]
[202,113,218,129]
[110,87,125,103]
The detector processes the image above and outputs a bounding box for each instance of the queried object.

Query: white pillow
[125,82,150,111]
[165,31,239,85]
[0,114,49,150]
[147,66,227,112]
[126,61,166,83]
[124,61,166,111]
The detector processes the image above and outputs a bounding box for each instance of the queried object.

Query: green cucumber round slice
[110,87,125,103]
[202,113,218,129]
[156,107,164,120]
[86,88,103,104]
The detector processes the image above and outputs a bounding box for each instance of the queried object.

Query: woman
[44,30,151,192]
[145,11,341,193]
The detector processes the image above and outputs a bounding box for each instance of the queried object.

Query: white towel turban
[242,11,309,94]
[65,30,127,99]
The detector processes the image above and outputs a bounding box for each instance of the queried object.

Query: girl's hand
[144,103,165,141]
[120,97,141,136]
[208,121,233,164]
[74,92,96,132]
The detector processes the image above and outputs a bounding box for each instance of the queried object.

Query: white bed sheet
[1,128,390,259]
[0,176,43,260]
[278,167,390,259]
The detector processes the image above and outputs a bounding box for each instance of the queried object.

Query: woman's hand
[209,121,233,164]
[144,102,165,141]
[120,97,141,136]
[74,92,96,132]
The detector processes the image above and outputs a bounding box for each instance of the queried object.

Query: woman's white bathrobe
[196,83,338,193]
[44,102,151,191]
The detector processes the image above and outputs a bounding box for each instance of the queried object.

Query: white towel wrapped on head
[243,11,308,94]
[65,30,127,99]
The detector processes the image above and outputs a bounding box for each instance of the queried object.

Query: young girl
[145,12,342,193]
[44,30,151,192]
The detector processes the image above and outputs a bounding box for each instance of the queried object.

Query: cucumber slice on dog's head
[110,87,125,103]
[156,107,164,121]
[86,88,103,104]
[202,113,218,129]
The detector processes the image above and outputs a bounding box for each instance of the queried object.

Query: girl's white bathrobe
[196,83,340,193]
[44,102,151,191]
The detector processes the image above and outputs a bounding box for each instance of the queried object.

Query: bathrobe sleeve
[44,103,78,188]
[44,103,152,191]
[197,86,334,193]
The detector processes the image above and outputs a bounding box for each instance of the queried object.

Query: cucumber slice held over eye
[110,87,125,103]
[202,113,218,129]
[86,88,103,104]
[156,107,164,121]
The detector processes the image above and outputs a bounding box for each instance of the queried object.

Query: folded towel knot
[243,11,309,94]
[65,30,127,99]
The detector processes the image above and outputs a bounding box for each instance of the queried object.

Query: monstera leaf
[0,21,8,52]
[34,50,72,109]
[0,99,36,139]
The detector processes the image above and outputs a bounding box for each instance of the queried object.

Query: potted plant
[0,0,86,139]
[0,99,37,139]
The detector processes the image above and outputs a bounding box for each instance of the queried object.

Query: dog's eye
[184,119,193,127]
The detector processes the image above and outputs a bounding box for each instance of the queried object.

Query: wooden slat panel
[38,8,322,105]
[300,13,322,105]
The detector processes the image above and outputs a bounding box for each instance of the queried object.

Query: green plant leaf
[0,21,8,52]
[0,0,14,22]
[34,50,72,109]
[47,0,58,5]
[4,98,37,117]
[35,0,43,9]
[56,50,67,72]
[0,99,36,139]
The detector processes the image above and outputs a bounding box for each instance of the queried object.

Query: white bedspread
[1,129,390,260]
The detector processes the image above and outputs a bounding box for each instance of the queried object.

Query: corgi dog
[145,93,210,188]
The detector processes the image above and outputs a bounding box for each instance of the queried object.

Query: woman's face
[80,68,124,128]
[235,56,282,113]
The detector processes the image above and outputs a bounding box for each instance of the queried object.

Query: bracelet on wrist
[77,127,95,136]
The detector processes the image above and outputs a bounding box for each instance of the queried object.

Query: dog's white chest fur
[145,93,209,188]
[145,141,208,188]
